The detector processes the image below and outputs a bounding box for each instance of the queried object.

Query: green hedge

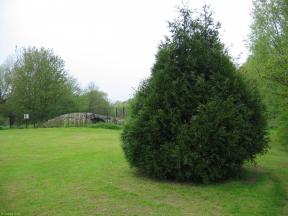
[88,122,122,130]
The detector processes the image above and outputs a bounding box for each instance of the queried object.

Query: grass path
[0,128,287,215]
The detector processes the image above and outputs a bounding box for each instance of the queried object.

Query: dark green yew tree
[122,7,268,183]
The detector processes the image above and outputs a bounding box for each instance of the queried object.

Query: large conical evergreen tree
[122,7,268,183]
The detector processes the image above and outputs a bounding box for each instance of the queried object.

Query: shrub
[121,7,268,183]
[88,122,122,130]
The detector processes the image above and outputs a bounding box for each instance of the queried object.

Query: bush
[88,122,122,130]
[275,109,288,150]
[121,7,268,183]
[0,115,8,126]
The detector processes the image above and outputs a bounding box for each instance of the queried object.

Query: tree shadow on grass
[120,165,286,215]
[107,162,285,215]
[130,164,282,188]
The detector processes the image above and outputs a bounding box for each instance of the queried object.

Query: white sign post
[24,114,29,128]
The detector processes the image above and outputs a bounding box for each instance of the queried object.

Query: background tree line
[0,47,128,126]
[244,0,288,147]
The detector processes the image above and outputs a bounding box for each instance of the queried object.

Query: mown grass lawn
[0,128,287,215]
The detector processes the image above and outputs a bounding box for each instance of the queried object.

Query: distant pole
[8,112,15,128]
[116,107,118,118]
[123,106,125,117]
[68,114,70,127]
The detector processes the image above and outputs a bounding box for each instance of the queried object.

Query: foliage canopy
[9,47,77,123]
[246,0,288,147]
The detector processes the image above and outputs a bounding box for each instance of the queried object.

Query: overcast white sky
[0,0,253,101]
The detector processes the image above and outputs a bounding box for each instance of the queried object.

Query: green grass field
[0,128,287,215]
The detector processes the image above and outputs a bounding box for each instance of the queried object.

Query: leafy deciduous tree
[246,0,288,147]
[84,82,111,115]
[10,47,78,123]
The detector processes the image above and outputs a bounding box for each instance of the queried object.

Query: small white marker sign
[24,114,29,119]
